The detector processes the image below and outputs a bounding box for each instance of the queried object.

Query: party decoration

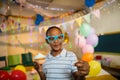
[83,13,91,23]
[0,70,10,80]
[86,34,99,47]
[75,35,86,48]
[79,22,91,37]
[10,70,27,80]
[92,9,101,19]
[35,14,44,26]
[69,20,74,30]
[62,23,67,31]
[63,32,69,44]
[82,53,94,62]
[39,27,43,34]
[82,44,94,54]
[76,17,82,26]
[44,26,48,32]
[15,65,26,73]
[89,27,95,35]
[88,60,101,76]
[85,0,95,7]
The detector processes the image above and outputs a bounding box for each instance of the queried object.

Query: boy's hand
[75,60,90,76]
[33,62,43,72]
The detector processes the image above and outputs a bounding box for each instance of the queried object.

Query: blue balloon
[36,14,44,21]
[85,0,95,7]
[35,14,44,26]
[35,19,40,26]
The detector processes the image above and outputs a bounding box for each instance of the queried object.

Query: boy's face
[46,28,64,52]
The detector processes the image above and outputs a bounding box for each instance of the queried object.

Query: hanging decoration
[75,35,86,48]
[85,0,95,7]
[92,9,101,19]
[76,17,82,26]
[63,32,69,45]
[83,13,91,23]
[34,14,44,26]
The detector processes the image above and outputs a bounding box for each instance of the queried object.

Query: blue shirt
[43,49,78,80]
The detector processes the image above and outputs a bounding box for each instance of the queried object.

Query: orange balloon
[82,53,94,62]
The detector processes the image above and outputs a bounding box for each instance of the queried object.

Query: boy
[34,26,90,80]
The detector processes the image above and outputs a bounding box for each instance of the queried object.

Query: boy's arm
[37,70,46,80]
[33,62,46,80]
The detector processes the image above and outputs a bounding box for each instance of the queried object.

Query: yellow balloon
[88,60,101,76]
[63,32,69,44]
[15,65,26,73]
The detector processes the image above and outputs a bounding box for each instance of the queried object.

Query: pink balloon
[86,34,98,47]
[75,35,86,48]
[82,44,94,54]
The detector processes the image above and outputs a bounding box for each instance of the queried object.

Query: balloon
[86,34,99,47]
[10,70,26,80]
[82,44,94,54]
[94,41,98,47]
[63,32,69,44]
[88,60,101,76]
[0,70,10,80]
[35,14,44,26]
[85,0,95,7]
[79,23,91,37]
[15,65,26,73]
[75,35,86,48]
[82,53,94,62]
[90,27,95,35]
[35,20,40,26]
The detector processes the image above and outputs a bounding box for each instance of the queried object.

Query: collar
[46,48,67,59]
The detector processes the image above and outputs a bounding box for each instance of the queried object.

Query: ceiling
[0,0,104,18]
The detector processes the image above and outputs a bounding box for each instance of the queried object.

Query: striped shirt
[43,49,78,80]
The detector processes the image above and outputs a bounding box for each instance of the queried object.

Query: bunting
[83,13,91,23]
[75,17,82,26]
[92,9,101,19]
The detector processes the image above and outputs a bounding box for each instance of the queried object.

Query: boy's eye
[58,35,63,39]
[49,37,54,41]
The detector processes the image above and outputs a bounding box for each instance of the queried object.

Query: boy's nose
[54,38,59,43]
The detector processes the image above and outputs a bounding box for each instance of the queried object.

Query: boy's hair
[46,26,62,36]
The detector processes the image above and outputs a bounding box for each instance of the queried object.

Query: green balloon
[79,23,91,37]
